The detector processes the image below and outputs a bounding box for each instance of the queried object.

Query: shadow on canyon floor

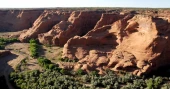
[0,53,18,89]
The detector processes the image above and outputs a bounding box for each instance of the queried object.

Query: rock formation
[38,11,103,46]
[1,9,170,75]
[19,10,71,42]
[63,12,170,76]
[0,10,43,32]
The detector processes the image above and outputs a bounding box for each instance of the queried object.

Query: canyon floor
[0,32,64,89]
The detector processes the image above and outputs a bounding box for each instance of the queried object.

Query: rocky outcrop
[0,10,43,32]
[19,10,71,42]
[108,15,170,76]
[94,13,125,29]
[1,9,170,75]
[38,11,103,46]
[63,13,170,75]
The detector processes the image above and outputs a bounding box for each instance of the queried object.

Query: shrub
[90,71,98,76]
[0,38,19,50]
[146,78,154,89]
[29,39,39,58]
[60,69,67,74]
[48,64,55,70]
[76,68,84,75]
[58,57,78,62]
[38,57,51,65]
[114,82,119,89]
[37,57,52,68]
[154,76,163,89]
[133,79,145,88]
[81,75,90,82]
[10,72,18,81]
[29,39,37,43]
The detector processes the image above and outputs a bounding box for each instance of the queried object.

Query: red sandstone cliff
[19,10,71,42]
[1,9,170,75]
[62,12,170,75]
[38,11,103,46]
[0,10,43,32]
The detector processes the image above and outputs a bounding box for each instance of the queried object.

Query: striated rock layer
[19,10,71,42]
[38,11,103,46]
[1,9,170,75]
[62,11,170,75]
[0,10,43,32]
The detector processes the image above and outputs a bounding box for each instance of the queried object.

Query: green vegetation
[29,39,39,58]
[58,57,78,62]
[10,67,170,89]
[75,68,85,76]
[145,76,163,89]
[10,70,85,89]
[8,38,170,89]
[0,38,19,49]
[90,70,99,76]
[15,57,28,72]
[37,57,59,70]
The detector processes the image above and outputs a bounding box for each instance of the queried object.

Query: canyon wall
[0,10,43,32]
[1,9,170,75]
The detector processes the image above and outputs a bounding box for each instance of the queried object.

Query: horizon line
[0,7,170,9]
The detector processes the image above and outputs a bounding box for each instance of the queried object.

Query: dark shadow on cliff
[145,65,170,77]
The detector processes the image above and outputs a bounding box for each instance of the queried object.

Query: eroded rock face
[63,13,170,75]
[109,15,170,76]
[0,10,43,32]
[38,11,103,46]
[19,10,71,42]
[2,9,170,75]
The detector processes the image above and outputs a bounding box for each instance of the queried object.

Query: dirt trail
[0,51,27,89]
[0,42,62,89]
[0,43,30,89]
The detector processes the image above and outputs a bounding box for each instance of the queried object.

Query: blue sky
[0,0,169,8]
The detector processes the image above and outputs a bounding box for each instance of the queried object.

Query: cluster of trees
[10,68,170,89]
[10,70,85,89]
[38,57,57,70]
[38,57,72,75]
[29,39,39,58]
[0,38,19,49]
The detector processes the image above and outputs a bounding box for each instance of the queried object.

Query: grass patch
[15,57,28,72]
[58,57,78,62]
[0,38,19,50]
[29,39,39,58]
